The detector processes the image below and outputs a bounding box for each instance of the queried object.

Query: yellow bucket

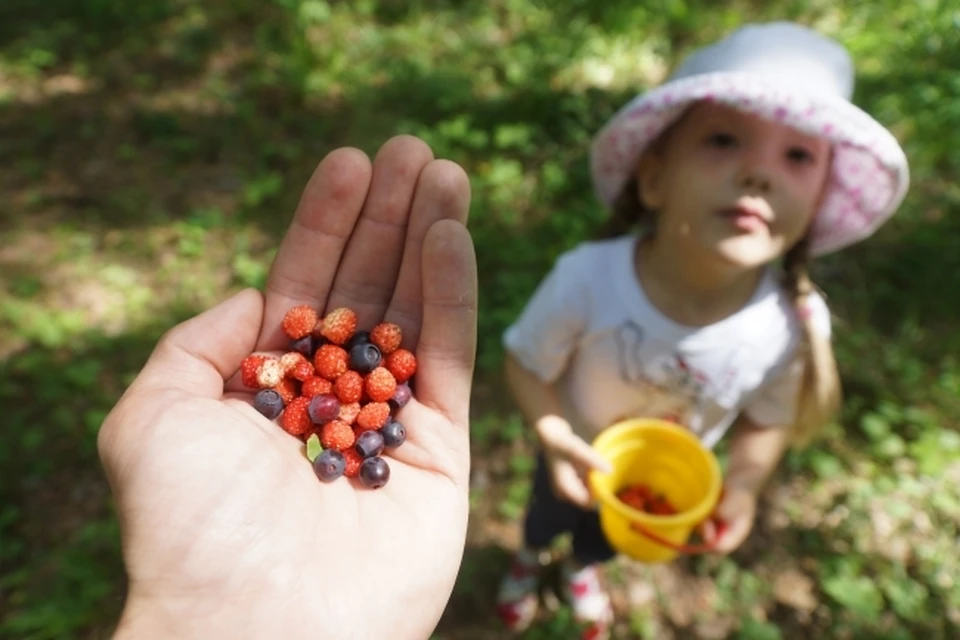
[588,418,723,563]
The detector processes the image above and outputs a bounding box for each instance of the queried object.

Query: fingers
[131,289,265,399]
[325,136,436,328]
[414,219,478,428]
[259,147,372,350]
[384,160,471,347]
[551,433,613,474]
[551,460,594,509]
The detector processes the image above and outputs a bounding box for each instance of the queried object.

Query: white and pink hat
[590,22,910,256]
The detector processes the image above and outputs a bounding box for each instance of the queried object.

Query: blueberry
[308,394,340,424]
[379,418,407,448]
[289,336,316,358]
[359,456,390,488]
[253,389,284,420]
[388,382,412,410]
[355,429,385,458]
[313,449,346,482]
[348,342,382,374]
[345,330,371,352]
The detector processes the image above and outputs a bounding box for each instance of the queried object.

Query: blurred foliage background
[1,0,958,638]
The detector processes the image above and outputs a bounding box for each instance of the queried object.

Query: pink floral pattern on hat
[590,71,910,256]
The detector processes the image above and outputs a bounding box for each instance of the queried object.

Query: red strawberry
[338,401,360,425]
[272,377,299,404]
[370,322,402,354]
[240,354,266,389]
[319,307,357,345]
[342,448,363,478]
[365,367,397,403]
[356,401,390,431]
[313,344,348,380]
[384,348,417,384]
[302,376,333,398]
[280,397,312,436]
[291,360,315,382]
[256,358,284,389]
[334,370,364,404]
[320,419,355,451]
[281,305,318,340]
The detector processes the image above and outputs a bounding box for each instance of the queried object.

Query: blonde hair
[598,179,842,447]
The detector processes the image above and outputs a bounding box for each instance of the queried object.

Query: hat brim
[590,71,910,256]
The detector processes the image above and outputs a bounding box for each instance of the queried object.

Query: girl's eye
[706,132,738,148]
[787,147,815,164]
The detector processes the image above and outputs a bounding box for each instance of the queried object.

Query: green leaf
[305,434,323,462]
[822,575,884,619]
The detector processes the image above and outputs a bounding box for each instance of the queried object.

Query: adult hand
[98,136,478,640]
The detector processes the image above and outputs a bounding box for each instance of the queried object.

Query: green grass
[2,0,959,637]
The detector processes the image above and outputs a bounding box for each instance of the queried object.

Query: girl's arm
[503,352,569,440]
[723,416,791,495]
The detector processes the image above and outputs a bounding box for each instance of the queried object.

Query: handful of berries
[239,305,418,489]
[616,483,678,516]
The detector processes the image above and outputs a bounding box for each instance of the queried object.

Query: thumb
[131,288,265,399]
[554,433,613,474]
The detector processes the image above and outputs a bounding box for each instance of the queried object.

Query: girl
[495,21,909,639]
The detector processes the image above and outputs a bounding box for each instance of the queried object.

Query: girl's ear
[635,150,665,210]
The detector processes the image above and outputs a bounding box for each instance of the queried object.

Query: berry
[389,382,412,410]
[365,367,397,403]
[370,322,402,354]
[338,401,360,425]
[384,348,417,384]
[348,342,382,375]
[280,351,309,376]
[355,429,385,458]
[359,456,390,489]
[334,370,364,404]
[380,418,407,448]
[302,376,333,398]
[356,401,391,431]
[308,394,341,425]
[342,448,363,478]
[313,449,346,483]
[319,307,357,345]
[272,377,299,404]
[320,419,355,451]
[313,344,348,380]
[289,335,316,358]
[291,360,315,382]
[253,389,284,420]
[345,330,371,352]
[256,358,284,388]
[281,305,318,340]
[240,354,266,388]
[280,396,312,436]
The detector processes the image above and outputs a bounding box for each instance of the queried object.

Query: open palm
[98,136,478,640]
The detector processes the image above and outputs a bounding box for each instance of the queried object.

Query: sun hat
[589,21,910,256]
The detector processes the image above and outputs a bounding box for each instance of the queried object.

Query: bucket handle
[628,516,729,555]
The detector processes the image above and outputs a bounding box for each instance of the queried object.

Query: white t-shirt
[502,235,831,449]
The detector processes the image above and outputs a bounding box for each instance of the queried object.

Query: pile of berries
[239,305,417,489]
[616,483,678,516]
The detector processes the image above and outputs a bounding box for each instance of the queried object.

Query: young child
[496,21,909,639]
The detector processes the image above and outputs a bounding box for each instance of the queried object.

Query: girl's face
[636,101,832,270]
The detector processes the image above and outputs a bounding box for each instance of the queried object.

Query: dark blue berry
[289,336,316,358]
[345,330,371,352]
[359,456,390,488]
[388,382,412,410]
[253,389,284,420]
[355,429,384,458]
[308,394,340,424]
[349,342,382,374]
[379,418,407,448]
[313,449,346,482]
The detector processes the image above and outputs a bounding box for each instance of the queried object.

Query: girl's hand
[537,417,612,509]
[701,485,758,554]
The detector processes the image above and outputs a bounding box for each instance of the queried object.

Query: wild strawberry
[370,322,402,354]
[356,401,390,431]
[320,307,357,345]
[256,358,284,389]
[240,354,266,389]
[313,344,348,380]
[291,360,315,382]
[320,419,355,451]
[338,401,361,425]
[272,377,299,404]
[342,448,363,478]
[365,367,397,403]
[334,370,364,404]
[302,376,333,398]
[280,397,312,436]
[281,305,319,340]
[280,352,308,376]
[384,348,417,384]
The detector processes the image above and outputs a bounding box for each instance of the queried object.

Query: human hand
[97,136,477,640]
[537,417,612,509]
[701,485,757,554]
